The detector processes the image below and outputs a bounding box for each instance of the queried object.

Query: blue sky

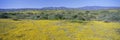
[0,0,120,8]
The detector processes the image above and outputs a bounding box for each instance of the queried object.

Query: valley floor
[0,19,120,40]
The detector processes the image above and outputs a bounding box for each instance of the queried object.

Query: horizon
[1,6,120,9]
[0,0,120,9]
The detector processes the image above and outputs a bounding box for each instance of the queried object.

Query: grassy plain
[0,19,120,40]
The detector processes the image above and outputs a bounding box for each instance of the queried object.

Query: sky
[0,0,120,8]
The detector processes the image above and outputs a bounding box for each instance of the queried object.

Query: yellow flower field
[0,19,120,40]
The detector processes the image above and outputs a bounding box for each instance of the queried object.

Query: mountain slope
[0,6,120,12]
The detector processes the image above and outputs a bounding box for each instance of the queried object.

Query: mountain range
[0,6,120,12]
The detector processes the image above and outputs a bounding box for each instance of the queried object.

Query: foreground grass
[0,19,120,40]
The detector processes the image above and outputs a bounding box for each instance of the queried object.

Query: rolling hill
[0,6,120,12]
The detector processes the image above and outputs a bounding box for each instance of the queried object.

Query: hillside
[0,6,120,40]
[0,6,120,12]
